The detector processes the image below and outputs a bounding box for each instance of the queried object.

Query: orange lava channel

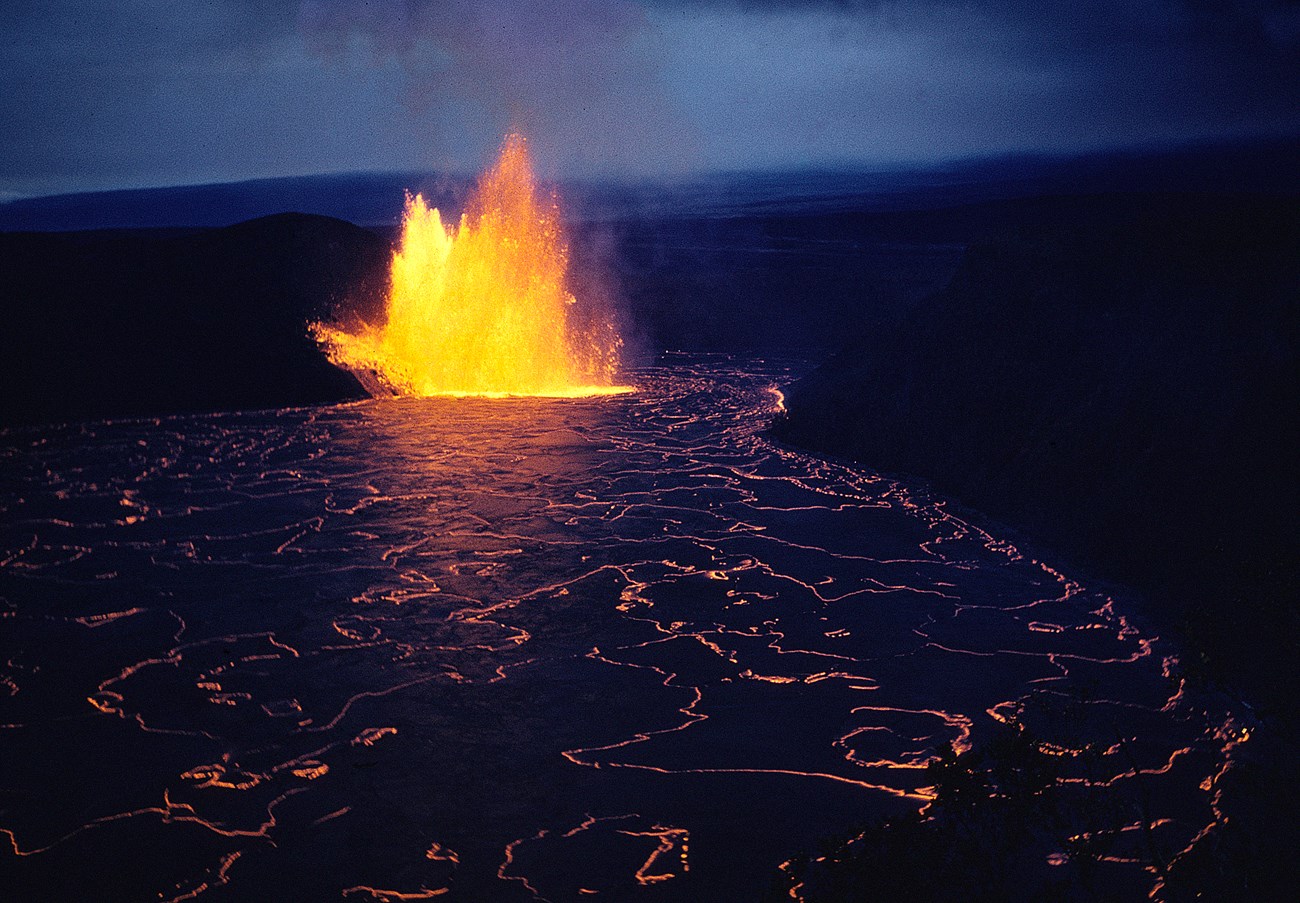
[314,134,631,398]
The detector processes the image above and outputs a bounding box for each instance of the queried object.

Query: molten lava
[314,134,628,397]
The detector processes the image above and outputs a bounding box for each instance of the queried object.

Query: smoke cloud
[297,0,698,179]
[0,0,1295,196]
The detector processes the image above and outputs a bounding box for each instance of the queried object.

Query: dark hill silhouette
[774,193,1299,713]
[0,213,388,426]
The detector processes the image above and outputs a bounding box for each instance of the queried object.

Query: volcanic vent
[314,134,628,397]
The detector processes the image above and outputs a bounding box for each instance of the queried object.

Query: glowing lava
[314,134,629,397]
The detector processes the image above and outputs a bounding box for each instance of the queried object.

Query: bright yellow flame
[314,134,629,397]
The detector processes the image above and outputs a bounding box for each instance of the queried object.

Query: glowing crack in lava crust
[314,134,630,397]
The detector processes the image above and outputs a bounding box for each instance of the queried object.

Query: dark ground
[773,193,1299,720]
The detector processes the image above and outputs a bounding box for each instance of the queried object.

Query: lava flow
[314,134,629,397]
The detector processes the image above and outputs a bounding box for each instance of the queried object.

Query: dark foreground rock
[0,213,389,426]
[774,194,1299,715]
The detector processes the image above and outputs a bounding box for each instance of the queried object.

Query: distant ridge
[1,138,1295,232]
[0,172,472,232]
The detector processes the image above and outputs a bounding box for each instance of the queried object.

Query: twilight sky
[2,0,1298,198]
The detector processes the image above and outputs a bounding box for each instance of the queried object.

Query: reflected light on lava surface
[314,134,630,398]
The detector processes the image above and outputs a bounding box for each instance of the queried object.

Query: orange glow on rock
[314,134,630,397]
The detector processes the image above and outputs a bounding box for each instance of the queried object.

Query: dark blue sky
[3,0,1298,198]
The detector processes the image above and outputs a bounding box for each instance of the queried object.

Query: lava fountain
[313,134,630,397]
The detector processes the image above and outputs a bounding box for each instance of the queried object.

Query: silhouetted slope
[603,194,1282,356]
[0,213,389,425]
[775,194,1298,710]
[4,137,1294,232]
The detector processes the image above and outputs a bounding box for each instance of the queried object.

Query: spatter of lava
[314,134,629,397]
